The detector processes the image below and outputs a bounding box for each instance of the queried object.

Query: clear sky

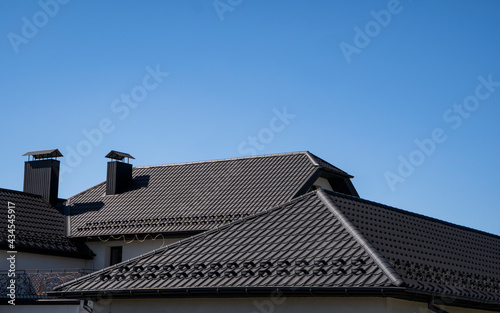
[1,0,499,235]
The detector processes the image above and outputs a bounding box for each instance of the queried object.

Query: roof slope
[68,151,353,238]
[52,190,403,296]
[0,188,93,258]
[326,190,500,305]
[54,190,500,310]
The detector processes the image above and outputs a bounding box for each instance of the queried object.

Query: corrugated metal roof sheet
[67,151,353,237]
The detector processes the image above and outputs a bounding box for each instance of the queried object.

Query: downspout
[428,298,450,313]
[82,299,93,313]
[64,200,71,237]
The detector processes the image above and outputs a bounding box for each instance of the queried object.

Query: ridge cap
[134,151,311,169]
[316,189,406,287]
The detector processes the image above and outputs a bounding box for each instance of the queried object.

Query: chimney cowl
[105,150,135,162]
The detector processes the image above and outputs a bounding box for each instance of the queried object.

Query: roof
[328,191,500,307]
[22,149,63,159]
[0,188,93,259]
[52,190,500,310]
[105,150,135,161]
[51,190,404,297]
[67,151,355,238]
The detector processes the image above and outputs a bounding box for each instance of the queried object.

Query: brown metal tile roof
[0,188,93,259]
[52,190,402,296]
[327,190,500,305]
[67,151,354,238]
[54,190,500,310]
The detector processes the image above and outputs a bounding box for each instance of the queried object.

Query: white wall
[7,304,82,313]
[387,297,489,313]
[85,236,185,271]
[0,250,88,271]
[2,294,491,313]
[91,296,495,313]
[313,177,333,191]
[0,236,188,273]
[93,297,388,313]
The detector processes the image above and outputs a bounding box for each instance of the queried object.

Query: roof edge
[48,286,407,299]
[0,244,94,260]
[66,181,106,203]
[323,189,500,240]
[306,151,353,178]
[0,187,46,200]
[317,189,406,287]
[134,151,313,170]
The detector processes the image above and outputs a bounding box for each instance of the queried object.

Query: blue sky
[1,0,499,235]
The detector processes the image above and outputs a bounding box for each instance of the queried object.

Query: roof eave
[49,286,406,300]
[47,287,500,311]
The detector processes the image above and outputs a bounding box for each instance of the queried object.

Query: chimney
[22,149,63,206]
[105,150,135,195]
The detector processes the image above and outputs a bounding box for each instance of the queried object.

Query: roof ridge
[316,189,406,287]
[0,187,46,200]
[66,181,106,203]
[322,189,500,240]
[134,151,311,169]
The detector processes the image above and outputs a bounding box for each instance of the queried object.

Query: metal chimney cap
[23,149,63,159]
[105,150,135,161]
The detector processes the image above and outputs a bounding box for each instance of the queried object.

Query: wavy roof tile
[53,190,500,310]
[328,191,500,305]
[67,151,356,238]
[52,190,403,296]
[0,188,93,259]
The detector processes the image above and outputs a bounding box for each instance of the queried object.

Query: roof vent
[22,149,63,205]
[105,150,135,195]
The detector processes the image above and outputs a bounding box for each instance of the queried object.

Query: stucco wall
[0,250,88,271]
[6,304,82,313]
[3,296,493,313]
[84,236,185,270]
[1,236,188,273]
[91,297,388,313]
[387,297,490,313]
[89,296,495,313]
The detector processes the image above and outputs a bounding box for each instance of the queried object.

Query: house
[0,150,94,311]
[2,149,499,312]
[66,150,357,271]
[1,149,357,311]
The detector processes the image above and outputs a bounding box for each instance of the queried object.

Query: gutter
[48,287,500,311]
[48,286,406,299]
